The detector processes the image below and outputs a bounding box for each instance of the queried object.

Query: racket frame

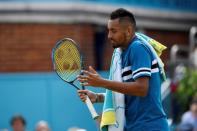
[52,38,99,120]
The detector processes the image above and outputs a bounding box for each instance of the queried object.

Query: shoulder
[182,111,193,121]
[129,38,151,57]
[130,38,142,49]
[130,38,150,52]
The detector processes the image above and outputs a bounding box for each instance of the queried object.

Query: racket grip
[85,96,99,120]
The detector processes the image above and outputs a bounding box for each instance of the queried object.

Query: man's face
[107,19,127,48]
[191,103,197,118]
[12,119,25,131]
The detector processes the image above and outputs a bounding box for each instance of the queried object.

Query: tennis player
[78,8,169,131]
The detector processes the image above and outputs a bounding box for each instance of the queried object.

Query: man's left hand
[77,66,105,87]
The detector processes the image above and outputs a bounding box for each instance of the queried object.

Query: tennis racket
[51,38,99,120]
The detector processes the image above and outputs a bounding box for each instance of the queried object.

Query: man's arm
[95,93,105,103]
[78,66,149,97]
[77,90,105,103]
[101,77,149,96]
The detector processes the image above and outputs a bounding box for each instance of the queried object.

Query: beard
[110,34,127,49]
[112,44,119,48]
[109,39,120,48]
[110,40,125,49]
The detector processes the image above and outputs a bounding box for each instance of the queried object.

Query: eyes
[108,29,117,34]
[111,29,117,34]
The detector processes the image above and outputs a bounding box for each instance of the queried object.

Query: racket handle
[85,96,99,120]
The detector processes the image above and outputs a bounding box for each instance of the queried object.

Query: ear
[127,25,132,36]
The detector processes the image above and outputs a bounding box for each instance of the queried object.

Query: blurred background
[0,0,197,131]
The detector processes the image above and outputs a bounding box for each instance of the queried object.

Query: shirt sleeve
[130,42,152,80]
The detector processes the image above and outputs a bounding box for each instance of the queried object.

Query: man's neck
[121,34,135,50]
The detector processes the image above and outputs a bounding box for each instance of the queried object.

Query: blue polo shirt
[121,35,169,131]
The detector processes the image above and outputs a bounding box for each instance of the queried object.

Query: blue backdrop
[0,72,108,131]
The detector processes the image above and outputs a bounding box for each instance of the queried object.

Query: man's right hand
[77,90,97,103]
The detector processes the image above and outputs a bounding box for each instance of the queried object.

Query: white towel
[108,48,125,131]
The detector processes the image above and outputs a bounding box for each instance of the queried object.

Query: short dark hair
[192,98,197,105]
[110,8,136,29]
[10,115,26,126]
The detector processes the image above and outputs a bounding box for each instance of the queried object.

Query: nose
[108,32,112,39]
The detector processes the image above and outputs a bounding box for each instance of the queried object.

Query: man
[10,115,26,131]
[180,98,197,131]
[77,8,169,131]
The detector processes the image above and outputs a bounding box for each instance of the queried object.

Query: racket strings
[55,45,80,73]
[54,41,81,82]
[55,49,79,81]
